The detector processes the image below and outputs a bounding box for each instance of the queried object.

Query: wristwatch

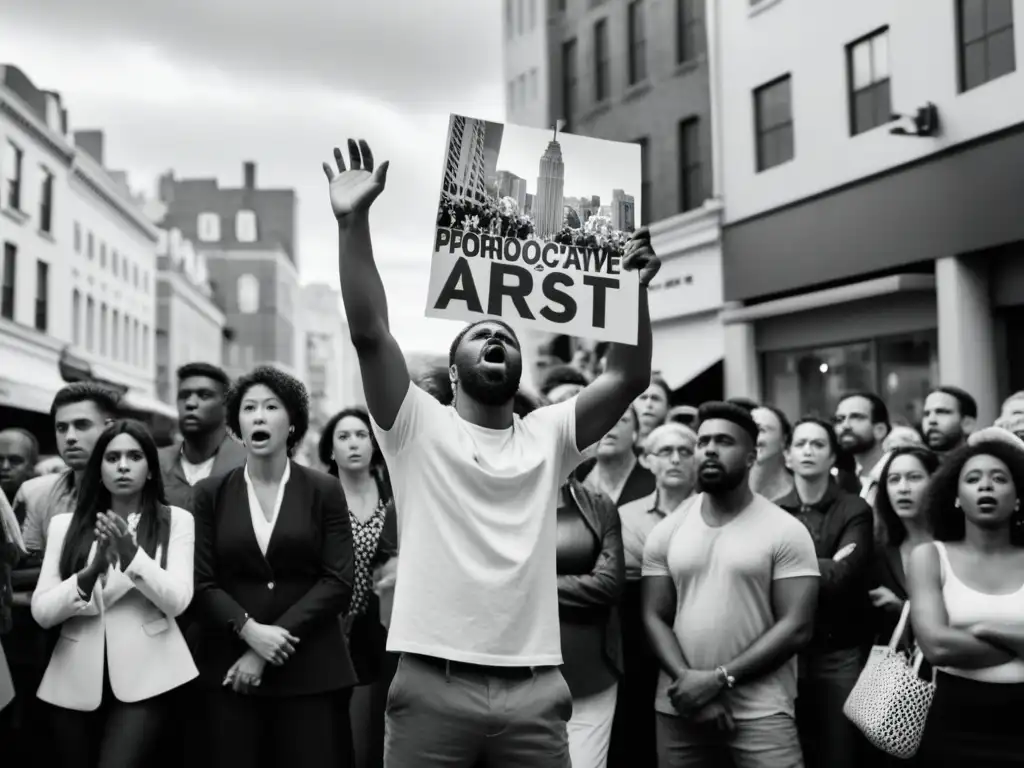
[715,666,736,689]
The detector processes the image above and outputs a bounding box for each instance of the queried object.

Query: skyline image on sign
[424,114,643,345]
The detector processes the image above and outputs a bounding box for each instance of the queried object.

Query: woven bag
[843,601,937,759]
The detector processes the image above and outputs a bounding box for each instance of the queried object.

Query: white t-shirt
[372,383,584,666]
[643,493,819,720]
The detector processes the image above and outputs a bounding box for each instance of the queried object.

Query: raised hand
[322,139,389,219]
[96,512,138,565]
[622,227,661,287]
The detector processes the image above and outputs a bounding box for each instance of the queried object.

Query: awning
[120,390,178,420]
[0,353,64,414]
[652,312,724,390]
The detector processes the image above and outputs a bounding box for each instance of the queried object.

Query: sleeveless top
[935,541,1024,683]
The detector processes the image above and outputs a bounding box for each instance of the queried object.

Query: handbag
[843,601,937,759]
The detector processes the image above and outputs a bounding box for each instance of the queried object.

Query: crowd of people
[1,137,1023,768]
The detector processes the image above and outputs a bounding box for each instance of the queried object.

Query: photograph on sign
[425,114,642,345]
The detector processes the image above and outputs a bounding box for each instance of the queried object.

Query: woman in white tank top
[908,438,1024,765]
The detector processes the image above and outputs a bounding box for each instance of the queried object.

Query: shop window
[762,330,938,426]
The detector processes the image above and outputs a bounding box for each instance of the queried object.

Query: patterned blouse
[348,497,388,617]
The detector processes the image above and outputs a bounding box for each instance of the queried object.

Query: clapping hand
[95,512,138,566]
[622,227,661,287]
[322,139,389,219]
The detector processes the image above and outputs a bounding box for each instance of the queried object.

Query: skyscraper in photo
[444,116,489,202]
[533,135,565,238]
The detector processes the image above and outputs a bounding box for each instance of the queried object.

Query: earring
[1016,500,1021,512]
[289,426,295,434]
[954,498,961,508]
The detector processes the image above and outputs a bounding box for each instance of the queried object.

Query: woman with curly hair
[318,406,393,768]
[191,366,356,768]
[31,419,197,767]
[909,438,1024,765]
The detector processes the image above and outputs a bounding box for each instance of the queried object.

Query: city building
[444,116,493,203]
[156,161,301,380]
[503,0,724,402]
[496,169,528,210]
[0,65,173,449]
[300,282,363,427]
[151,222,227,404]
[716,0,1024,425]
[532,132,566,237]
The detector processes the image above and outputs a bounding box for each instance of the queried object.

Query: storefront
[722,123,1024,427]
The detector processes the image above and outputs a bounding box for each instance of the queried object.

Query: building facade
[716,0,1024,426]
[0,65,171,448]
[153,224,226,403]
[503,0,723,401]
[300,282,363,427]
[156,162,301,379]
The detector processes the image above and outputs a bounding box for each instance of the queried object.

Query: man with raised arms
[322,138,660,767]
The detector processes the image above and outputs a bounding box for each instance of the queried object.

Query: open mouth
[977,495,998,511]
[250,430,272,445]
[482,344,506,364]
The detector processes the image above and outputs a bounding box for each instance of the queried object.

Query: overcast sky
[1,0,508,352]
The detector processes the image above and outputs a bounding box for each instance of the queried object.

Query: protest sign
[425,114,642,345]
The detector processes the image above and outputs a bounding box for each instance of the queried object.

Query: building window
[676,0,705,64]
[754,75,794,172]
[100,242,107,268]
[133,263,139,288]
[142,323,149,368]
[847,28,891,136]
[679,118,703,213]
[1,243,14,320]
[594,19,610,102]
[628,1,648,85]
[4,141,23,211]
[72,290,81,345]
[112,308,120,359]
[528,0,535,31]
[236,210,258,243]
[197,212,221,242]
[39,168,54,233]
[123,314,130,360]
[100,303,108,356]
[134,319,141,366]
[517,0,524,34]
[35,260,48,332]
[529,68,538,100]
[86,296,95,351]
[636,137,650,226]
[505,0,513,38]
[237,274,260,314]
[143,270,149,292]
[957,0,1015,91]
[112,249,119,277]
[562,38,578,127]
[74,222,81,253]
[87,232,94,260]
[762,331,938,427]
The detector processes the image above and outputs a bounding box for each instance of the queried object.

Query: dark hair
[318,407,382,476]
[59,420,169,579]
[755,404,792,443]
[540,364,588,396]
[448,319,520,367]
[788,416,840,457]
[923,440,1024,546]
[50,383,121,420]
[698,401,759,444]
[929,386,978,420]
[417,366,454,405]
[176,362,231,391]
[225,366,310,456]
[875,446,940,547]
[839,391,892,431]
[0,427,40,465]
[726,397,759,414]
[648,375,672,404]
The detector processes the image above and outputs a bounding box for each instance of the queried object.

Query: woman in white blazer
[31,419,197,768]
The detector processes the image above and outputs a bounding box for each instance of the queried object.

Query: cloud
[0,1,506,352]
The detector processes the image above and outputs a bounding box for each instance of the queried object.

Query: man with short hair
[323,138,660,766]
[16,383,120,555]
[643,402,819,767]
[995,391,1024,440]
[158,362,246,510]
[834,392,891,506]
[540,364,590,404]
[922,385,977,456]
[0,429,38,506]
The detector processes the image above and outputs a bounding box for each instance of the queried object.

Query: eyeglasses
[649,446,694,460]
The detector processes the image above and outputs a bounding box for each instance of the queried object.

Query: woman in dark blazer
[191,366,356,768]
